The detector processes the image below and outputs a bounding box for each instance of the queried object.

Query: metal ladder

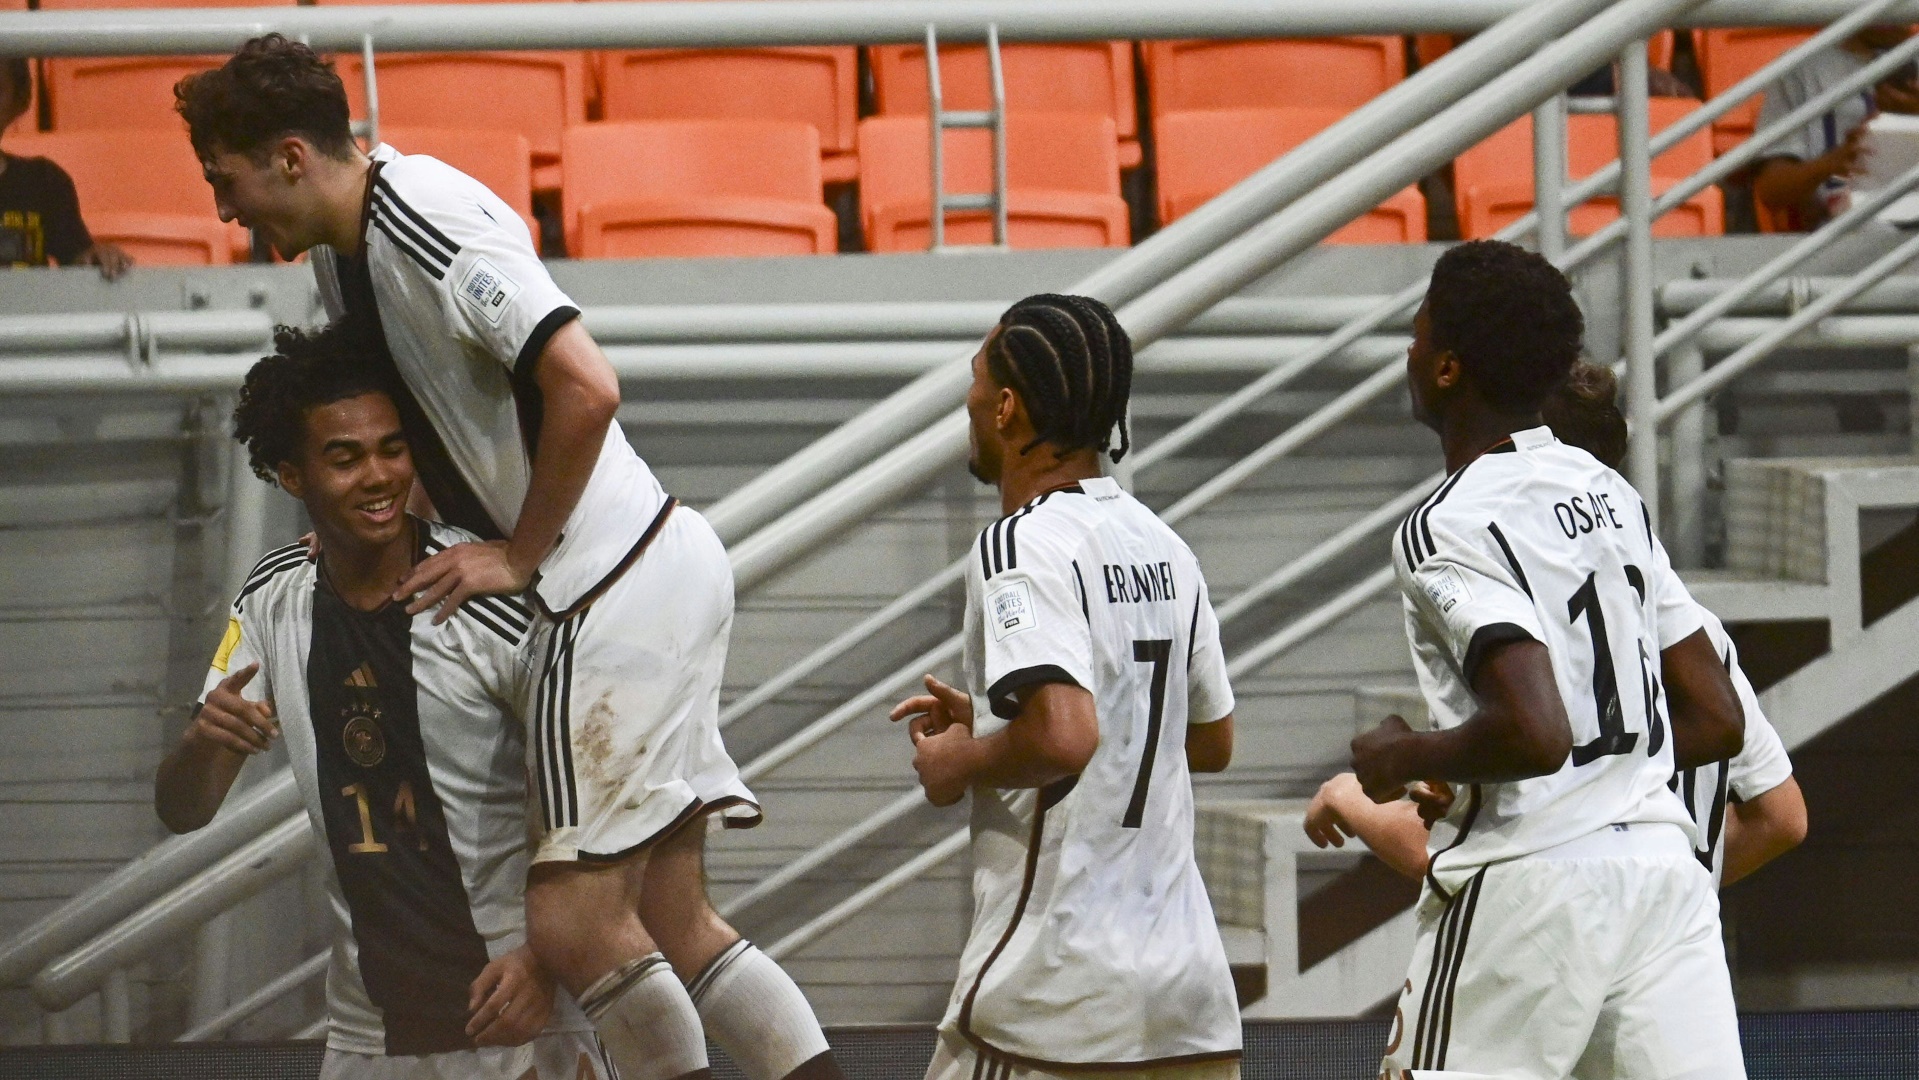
[924,23,1009,251]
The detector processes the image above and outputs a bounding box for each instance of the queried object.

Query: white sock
[580,953,711,1080]
[687,940,837,1080]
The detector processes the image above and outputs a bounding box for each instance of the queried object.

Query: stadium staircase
[7,0,1919,1047]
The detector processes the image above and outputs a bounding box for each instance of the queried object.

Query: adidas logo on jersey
[345,663,378,689]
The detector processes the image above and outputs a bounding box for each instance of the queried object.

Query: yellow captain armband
[212,616,242,673]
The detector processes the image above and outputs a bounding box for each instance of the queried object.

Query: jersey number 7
[1122,639,1173,828]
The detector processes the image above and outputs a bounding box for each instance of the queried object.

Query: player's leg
[1379,863,1607,1080]
[525,854,711,1080]
[642,821,840,1080]
[1570,856,1745,1080]
[638,507,841,1080]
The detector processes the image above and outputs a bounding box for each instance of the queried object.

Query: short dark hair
[1541,361,1627,469]
[175,34,354,162]
[985,294,1135,462]
[0,58,32,124]
[1427,239,1584,412]
[233,323,395,484]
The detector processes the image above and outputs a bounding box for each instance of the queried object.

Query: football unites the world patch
[1423,564,1473,615]
[457,257,521,327]
[988,580,1037,641]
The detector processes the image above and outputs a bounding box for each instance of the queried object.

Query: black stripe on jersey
[306,586,491,1055]
[1432,869,1487,1070]
[977,527,992,581]
[471,595,530,635]
[1186,588,1203,665]
[1424,783,1483,903]
[1411,877,1463,1068]
[1641,500,1655,550]
[1461,622,1536,689]
[1397,513,1419,571]
[374,176,462,262]
[533,626,559,830]
[371,210,448,281]
[1485,522,1532,599]
[990,518,1005,576]
[245,541,308,583]
[555,615,582,826]
[1415,466,1472,563]
[237,551,309,607]
[1070,560,1090,622]
[980,491,1056,581]
[371,192,453,270]
[462,601,521,646]
[985,664,1082,721]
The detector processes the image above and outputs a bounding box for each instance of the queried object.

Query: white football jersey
[311,143,669,615]
[1676,606,1794,887]
[945,476,1241,1069]
[201,519,591,1056]
[1394,426,1702,897]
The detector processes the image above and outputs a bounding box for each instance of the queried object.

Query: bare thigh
[638,819,741,980]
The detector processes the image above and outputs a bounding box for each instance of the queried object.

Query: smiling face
[277,391,413,554]
[200,139,329,259]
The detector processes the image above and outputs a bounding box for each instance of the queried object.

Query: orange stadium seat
[39,0,295,133]
[7,130,246,264]
[869,42,1140,168]
[857,112,1129,253]
[1155,108,1426,243]
[597,47,859,184]
[1416,30,1678,72]
[560,120,838,259]
[1453,98,1724,240]
[374,127,537,241]
[1142,37,1404,118]
[1697,28,1817,157]
[337,50,589,193]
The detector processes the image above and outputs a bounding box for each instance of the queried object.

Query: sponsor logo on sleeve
[988,580,1038,642]
[1423,565,1473,615]
[457,257,521,326]
[213,616,242,673]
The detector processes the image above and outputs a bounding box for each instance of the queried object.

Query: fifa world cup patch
[988,580,1037,641]
[1422,564,1473,615]
[212,616,242,673]
[457,257,521,327]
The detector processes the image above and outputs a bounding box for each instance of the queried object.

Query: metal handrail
[176,951,327,1042]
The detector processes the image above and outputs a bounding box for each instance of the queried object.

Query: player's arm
[1720,775,1807,886]
[892,676,1097,805]
[154,663,280,834]
[1303,772,1434,880]
[1661,627,1745,769]
[1352,639,1572,801]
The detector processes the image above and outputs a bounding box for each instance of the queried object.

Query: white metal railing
[10,0,1919,1044]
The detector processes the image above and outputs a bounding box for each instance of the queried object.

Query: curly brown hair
[175,34,354,163]
[1541,361,1627,469]
[233,323,395,484]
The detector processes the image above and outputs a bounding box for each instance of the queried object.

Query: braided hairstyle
[232,323,396,484]
[984,293,1134,463]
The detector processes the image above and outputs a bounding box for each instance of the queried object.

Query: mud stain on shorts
[576,688,643,792]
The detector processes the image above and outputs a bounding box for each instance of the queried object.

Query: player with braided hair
[892,294,1242,1080]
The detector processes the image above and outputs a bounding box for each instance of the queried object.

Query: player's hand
[910,720,979,808]
[300,531,321,562]
[1820,125,1869,179]
[396,540,529,624]
[1879,78,1919,115]
[889,674,975,744]
[1351,714,1417,803]
[1303,772,1364,849]
[466,945,554,1047]
[78,242,131,281]
[190,663,279,756]
[1409,780,1456,826]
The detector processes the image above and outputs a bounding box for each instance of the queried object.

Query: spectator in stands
[0,57,130,278]
[1753,25,1919,229]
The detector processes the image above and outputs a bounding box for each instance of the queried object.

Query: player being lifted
[175,38,839,1080]
[1352,241,1750,1080]
[155,328,614,1079]
[1306,362,1808,890]
[889,295,1242,1080]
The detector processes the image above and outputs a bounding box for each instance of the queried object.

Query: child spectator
[1754,25,1919,229]
[0,57,130,277]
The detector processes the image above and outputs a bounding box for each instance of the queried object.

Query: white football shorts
[526,504,760,864]
[320,1030,614,1080]
[925,1032,1241,1080]
[1379,822,1745,1080]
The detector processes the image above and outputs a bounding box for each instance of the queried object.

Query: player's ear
[1432,349,1464,392]
[276,459,304,498]
[277,137,307,184]
[995,385,1022,435]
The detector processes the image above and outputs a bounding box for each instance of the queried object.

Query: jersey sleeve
[1185,571,1234,725]
[39,162,94,265]
[1721,636,1793,802]
[976,526,1096,721]
[1646,520,1706,650]
[1405,516,1545,687]
[200,605,271,706]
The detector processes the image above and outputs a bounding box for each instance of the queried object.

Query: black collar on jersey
[314,517,424,617]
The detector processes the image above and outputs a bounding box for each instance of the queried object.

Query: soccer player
[154,326,611,1079]
[1307,363,1807,889]
[888,295,1242,1080]
[1351,241,1749,1080]
[174,38,838,1080]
